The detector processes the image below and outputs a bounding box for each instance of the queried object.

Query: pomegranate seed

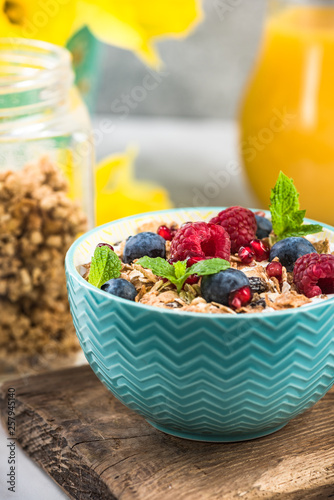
[266,261,283,282]
[185,274,200,285]
[97,243,114,251]
[157,225,174,241]
[254,210,266,218]
[229,286,253,309]
[238,246,255,265]
[187,256,206,268]
[250,239,270,262]
[158,277,169,283]
[168,257,178,265]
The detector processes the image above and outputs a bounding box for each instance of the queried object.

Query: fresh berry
[254,211,266,218]
[185,275,200,285]
[238,246,255,264]
[123,232,166,264]
[250,298,266,309]
[250,239,270,262]
[185,257,206,284]
[158,277,169,283]
[201,268,252,308]
[157,225,176,241]
[255,215,272,239]
[170,222,231,262]
[266,262,283,282]
[229,286,252,309]
[168,257,178,265]
[97,242,114,251]
[270,237,317,272]
[248,276,268,294]
[210,206,257,253]
[101,278,137,301]
[294,253,334,298]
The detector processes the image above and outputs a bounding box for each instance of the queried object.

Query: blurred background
[96,1,264,119]
[90,0,265,210]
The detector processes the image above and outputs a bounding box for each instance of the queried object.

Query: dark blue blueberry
[255,215,273,239]
[201,268,250,306]
[123,232,166,264]
[101,278,137,301]
[270,237,317,272]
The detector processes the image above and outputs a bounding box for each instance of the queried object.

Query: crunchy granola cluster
[0,157,87,367]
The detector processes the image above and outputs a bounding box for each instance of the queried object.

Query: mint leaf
[188,258,230,276]
[137,257,175,279]
[138,257,231,293]
[88,246,122,288]
[284,224,323,238]
[174,260,188,279]
[270,172,322,241]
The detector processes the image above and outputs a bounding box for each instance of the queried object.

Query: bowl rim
[65,207,334,319]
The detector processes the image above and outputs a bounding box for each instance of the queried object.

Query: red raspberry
[170,222,231,262]
[210,206,257,253]
[294,253,334,298]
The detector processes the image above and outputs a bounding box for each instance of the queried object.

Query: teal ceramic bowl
[65,208,334,442]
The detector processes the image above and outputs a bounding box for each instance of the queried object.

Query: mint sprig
[269,172,322,242]
[88,246,122,288]
[137,256,230,293]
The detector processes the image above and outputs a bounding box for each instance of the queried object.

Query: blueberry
[123,232,166,264]
[201,268,250,306]
[101,278,137,301]
[255,215,272,239]
[270,237,317,272]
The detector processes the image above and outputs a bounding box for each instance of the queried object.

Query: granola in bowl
[78,173,334,315]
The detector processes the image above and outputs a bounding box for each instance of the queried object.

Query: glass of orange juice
[239,0,334,224]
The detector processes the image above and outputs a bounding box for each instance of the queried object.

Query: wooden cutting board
[1,365,334,500]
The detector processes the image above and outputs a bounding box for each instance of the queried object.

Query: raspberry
[170,222,231,262]
[294,253,334,298]
[210,206,257,253]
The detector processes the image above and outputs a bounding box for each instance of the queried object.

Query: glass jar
[0,38,94,380]
[239,0,334,224]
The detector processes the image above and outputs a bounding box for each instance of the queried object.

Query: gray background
[96,0,266,119]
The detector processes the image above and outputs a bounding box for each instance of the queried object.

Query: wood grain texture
[1,365,334,500]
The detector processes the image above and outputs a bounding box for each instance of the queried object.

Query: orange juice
[240,4,334,224]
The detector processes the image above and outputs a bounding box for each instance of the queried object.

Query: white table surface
[0,117,258,500]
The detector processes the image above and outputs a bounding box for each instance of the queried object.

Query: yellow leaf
[95,148,173,226]
[76,0,203,65]
[0,0,77,45]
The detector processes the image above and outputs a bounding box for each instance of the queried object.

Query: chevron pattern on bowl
[65,208,334,441]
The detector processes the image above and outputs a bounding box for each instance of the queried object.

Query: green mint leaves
[269,172,322,241]
[137,256,230,293]
[88,246,122,288]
